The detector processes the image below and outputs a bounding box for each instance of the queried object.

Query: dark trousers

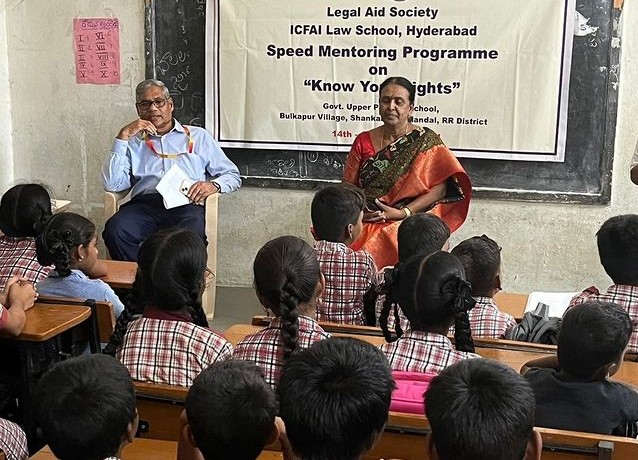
[103,193,206,261]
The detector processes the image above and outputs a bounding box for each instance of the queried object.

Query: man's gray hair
[135,79,170,101]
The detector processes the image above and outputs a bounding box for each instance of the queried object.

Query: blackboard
[145,0,620,204]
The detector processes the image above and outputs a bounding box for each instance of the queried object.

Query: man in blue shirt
[102,79,241,260]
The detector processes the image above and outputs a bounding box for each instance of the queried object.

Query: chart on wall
[207,0,575,162]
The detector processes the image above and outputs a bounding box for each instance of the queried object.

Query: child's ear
[316,272,326,298]
[266,416,284,447]
[495,273,502,291]
[346,223,354,242]
[74,244,86,262]
[179,409,198,448]
[126,408,139,444]
[524,429,543,460]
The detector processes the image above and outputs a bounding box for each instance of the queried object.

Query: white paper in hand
[156,163,192,209]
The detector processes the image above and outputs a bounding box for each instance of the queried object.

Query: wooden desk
[223,323,638,388]
[493,291,528,320]
[1,303,95,445]
[30,438,177,459]
[99,260,137,289]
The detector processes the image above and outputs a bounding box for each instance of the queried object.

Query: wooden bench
[37,296,116,343]
[133,381,188,441]
[30,438,177,459]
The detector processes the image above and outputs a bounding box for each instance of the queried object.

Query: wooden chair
[104,191,218,319]
[38,296,116,344]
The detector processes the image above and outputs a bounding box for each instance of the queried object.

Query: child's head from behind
[451,234,501,297]
[0,183,52,237]
[253,236,322,358]
[398,213,450,261]
[137,227,208,319]
[311,183,364,243]
[185,360,278,460]
[559,301,632,379]
[411,251,475,352]
[34,354,137,460]
[597,214,638,285]
[277,337,394,460]
[426,359,540,460]
[35,212,98,276]
[104,228,209,355]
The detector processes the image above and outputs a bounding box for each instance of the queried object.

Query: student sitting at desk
[179,360,280,460]
[523,301,638,436]
[0,184,53,290]
[450,234,516,339]
[311,183,378,325]
[426,359,542,460]
[104,228,232,387]
[568,215,638,353]
[233,236,329,387]
[377,213,450,332]
[34,354,138,460]
[0,276,37,336]
[277,337,394,460]
[0,417,28,460]
[35,212,124,316]
[380,251,480,374]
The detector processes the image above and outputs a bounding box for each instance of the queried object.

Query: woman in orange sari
[343,76,471,269]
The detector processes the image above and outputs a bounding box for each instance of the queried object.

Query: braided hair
[35,213,95,276]
[0,183,52,237]
[103,228,208,355]
[410,251,476,353]
[378,255,426,343]
[253,236,321,359]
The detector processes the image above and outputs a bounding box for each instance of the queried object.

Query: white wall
[2,1,637,292]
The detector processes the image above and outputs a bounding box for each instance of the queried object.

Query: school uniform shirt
[232,315,330,387]
[569,285,638,353]
[0,235,52,290]
[448,296,517,339]
[380,330,481,374]
[314,240,378,325]
[0,417,28,460]
[37,269,125,317]
[117,307,232,387]
[525,367,638,435]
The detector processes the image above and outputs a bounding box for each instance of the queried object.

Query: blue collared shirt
[37,269,125,317]
[102,120,241,198]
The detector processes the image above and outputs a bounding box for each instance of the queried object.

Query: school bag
[506,302,561,345]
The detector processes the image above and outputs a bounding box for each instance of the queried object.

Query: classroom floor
[210,286,264,331]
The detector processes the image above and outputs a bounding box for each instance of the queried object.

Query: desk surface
[31,438,177,459]
[3,303,92,342]
[223,323,638,387]
[493,291,527,320]
[100,260,137,289]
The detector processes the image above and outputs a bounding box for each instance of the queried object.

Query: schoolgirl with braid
[0,183,53,289]
[104,228,232,387]
[232,236,330,387]
[35,212,124,316]
[380,251,481,374]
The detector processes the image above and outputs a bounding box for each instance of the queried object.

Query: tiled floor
[210,286,264,331]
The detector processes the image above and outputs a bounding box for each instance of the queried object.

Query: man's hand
[116,119,158,141]
[187,181,219,205]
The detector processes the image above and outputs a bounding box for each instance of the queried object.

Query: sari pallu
[343,127,471,268]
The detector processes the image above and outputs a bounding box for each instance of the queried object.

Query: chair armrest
[104,189,131,219]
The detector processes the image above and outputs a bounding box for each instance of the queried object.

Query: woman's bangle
[402,206,413,219]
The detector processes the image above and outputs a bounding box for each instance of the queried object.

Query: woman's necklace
[382,123,410,148]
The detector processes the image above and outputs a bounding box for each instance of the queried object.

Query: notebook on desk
[524,292,579,318]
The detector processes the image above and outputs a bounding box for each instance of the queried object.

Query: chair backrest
[37,295,116,343]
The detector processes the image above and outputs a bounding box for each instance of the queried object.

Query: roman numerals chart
[73,18,120,85]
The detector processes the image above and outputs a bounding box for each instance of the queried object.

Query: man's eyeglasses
[136,98,168,111]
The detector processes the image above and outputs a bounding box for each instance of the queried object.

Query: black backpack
[506,302,561,345]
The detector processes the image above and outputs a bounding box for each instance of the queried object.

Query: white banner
[207,0,574,162]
